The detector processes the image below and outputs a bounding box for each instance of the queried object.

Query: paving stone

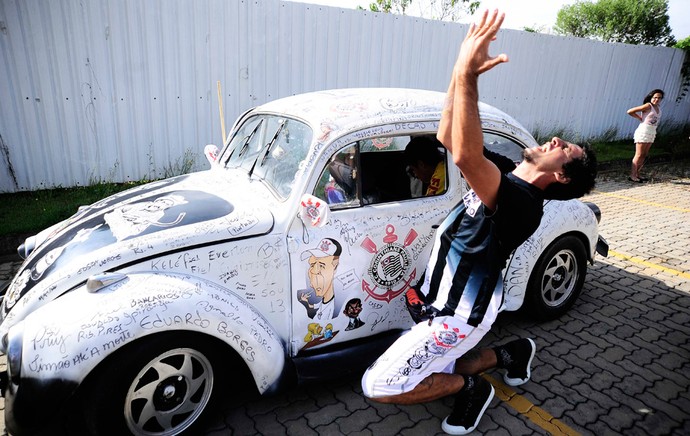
[583,370,621,391]
[313,421,352,436]
[564,399,607,426]
[274,397,320,422]
[222,406,257,434]
[369,412,417,434]
[616,372,654,396]
[633,410,682,436]
[554,365,591,388]
[399,417,445,436]
[486,404,535,435]
[530,361,564,384]
[283,416,319,436]
[400,403,436,423]
[575,328,615,350]
[335,407,381,433]
[253,412,287,435]
[649,378,686,402]
[635,390,686,423]
[333,387,370,412]
[644,362,688,386]
[572,342,606,360]
[304,402,350,427]
[584,420,621,436]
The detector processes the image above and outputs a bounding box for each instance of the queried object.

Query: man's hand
[439,9,508,212]
[454,9,508,80]
[405,287,438,324]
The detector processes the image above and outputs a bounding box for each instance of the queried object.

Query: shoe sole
[503,338,536,386]
[441,384,495,435]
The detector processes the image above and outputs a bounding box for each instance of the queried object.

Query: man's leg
[453,338,537,386]
[369,372,464,404]
[362,317,495,435]
[362,316,490,402]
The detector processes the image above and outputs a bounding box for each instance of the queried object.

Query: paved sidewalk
[0,163,688,435]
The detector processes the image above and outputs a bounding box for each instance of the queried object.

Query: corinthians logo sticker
[361,224,418,302]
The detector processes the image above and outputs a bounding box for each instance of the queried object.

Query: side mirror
[204,144,220,164]
[299,194,330,227]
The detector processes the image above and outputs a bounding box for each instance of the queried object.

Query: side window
[360,136,415,204]
[314,144,360,210]
[314,134,448,208]
[483,132,524,164]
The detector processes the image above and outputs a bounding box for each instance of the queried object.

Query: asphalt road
[0,161,688,435]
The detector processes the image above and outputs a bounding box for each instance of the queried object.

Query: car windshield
[222,114,313,199]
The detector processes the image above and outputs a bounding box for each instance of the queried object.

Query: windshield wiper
[248,120,286,177]
[234,119,264,161]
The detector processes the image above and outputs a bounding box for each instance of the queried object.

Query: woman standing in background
[626,89,664,182]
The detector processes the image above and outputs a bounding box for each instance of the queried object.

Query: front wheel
[524,235,587,320]
[79,332,224,436]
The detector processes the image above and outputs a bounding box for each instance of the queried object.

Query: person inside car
[404,135,447,197]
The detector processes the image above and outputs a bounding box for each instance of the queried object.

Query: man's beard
[522,148,534,163]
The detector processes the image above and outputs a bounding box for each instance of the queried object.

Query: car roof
[252,88,535,145]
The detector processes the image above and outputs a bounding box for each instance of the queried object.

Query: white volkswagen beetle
[0,88,607,435]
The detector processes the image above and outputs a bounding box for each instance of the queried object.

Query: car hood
[0,171,275,335]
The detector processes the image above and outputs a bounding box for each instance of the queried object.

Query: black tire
[79,332,227,436]
[524,235,587,320]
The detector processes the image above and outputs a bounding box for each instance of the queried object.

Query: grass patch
[533,125,690,163]
[590,129,690,162]
[0,182,140,237]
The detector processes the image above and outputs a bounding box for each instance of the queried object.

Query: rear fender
[502,200,598,312]
[14,272,285,395]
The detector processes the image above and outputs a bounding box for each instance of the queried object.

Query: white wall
[1,0,688,192]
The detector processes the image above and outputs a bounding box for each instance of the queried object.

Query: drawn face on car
[307,255,339,299]
[344,298,363,318]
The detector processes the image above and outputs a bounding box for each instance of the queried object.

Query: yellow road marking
[607,249,690,279]
[483,374,581,436]
[592,190,690,212]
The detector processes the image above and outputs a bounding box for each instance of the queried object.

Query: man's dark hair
[404,135,444,166]
[542,144,598,200]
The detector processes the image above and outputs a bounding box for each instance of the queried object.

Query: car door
[286,130,459,356]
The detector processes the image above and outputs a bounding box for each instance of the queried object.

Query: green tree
[362,0,480,22]
[367,0,412,14]
[554,0,675,46]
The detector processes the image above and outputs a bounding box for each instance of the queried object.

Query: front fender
[502,199,598,312]
[12,272,286,396]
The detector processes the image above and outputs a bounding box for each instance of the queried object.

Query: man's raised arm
[436,10,508,211]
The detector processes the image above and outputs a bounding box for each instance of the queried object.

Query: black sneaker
[494,338,536,386]
[442,375,495,435]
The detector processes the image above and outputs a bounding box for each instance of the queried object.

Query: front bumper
[3,372,78,435]
[596,235,609,257]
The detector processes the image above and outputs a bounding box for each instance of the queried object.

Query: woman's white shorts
[634,123,657,144]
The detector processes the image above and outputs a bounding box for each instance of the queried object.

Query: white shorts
[634,123,657,144]
[361,315,492,398]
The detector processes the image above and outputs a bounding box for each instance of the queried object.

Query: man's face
[409,160,435,183]
[307,255,339,298]
[522,137,583,174]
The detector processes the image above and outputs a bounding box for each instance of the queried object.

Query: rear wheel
[80,332,225,436]
[524,235,587,320]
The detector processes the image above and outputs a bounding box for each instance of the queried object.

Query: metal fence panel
[0,0,688,192]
